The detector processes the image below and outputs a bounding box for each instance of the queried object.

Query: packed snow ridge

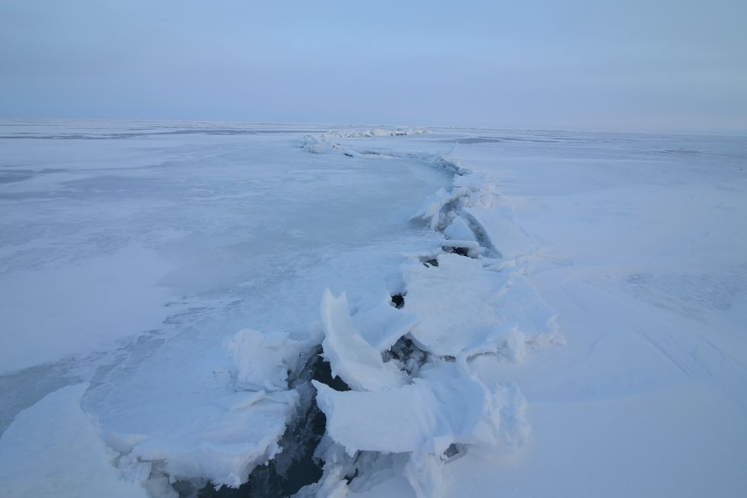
[0,130,563,498]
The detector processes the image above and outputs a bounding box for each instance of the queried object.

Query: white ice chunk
[313,363,528,457]
[351,294,419,352]
[0,384,149,498]
[92,333,301,490]
[443,215,476,243]
[224,329,303,391]
[404,254,558,358]
[321,289,408,391]
[123,389,299,488]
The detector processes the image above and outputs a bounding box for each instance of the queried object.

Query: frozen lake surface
[0,120,746,497]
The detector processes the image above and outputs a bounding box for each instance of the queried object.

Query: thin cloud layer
[1,0,745,132]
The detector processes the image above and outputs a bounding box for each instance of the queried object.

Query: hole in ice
[421,257,439,268]
[390,293,405,309]
[311,355,351,393]
[383,336,429,377]
[442,245,471,257]
[195,349,347,497]
[172,481,200,496]
[344,468,359,484]
[443,443,460,459]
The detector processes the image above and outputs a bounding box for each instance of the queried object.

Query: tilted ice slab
[314,363,529,457]
[404,253,559,358]
[405,174,561,360]
[86,330,306,489]
[443,214,478,244]
[321,289,408,391]
[462,204,536,259]
[411,186,472,231]
[350,293,419,352]
[411,179,536,259]
[0,384,149,498]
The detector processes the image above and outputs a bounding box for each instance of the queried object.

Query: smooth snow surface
[0,384,149,498]
[1,120,746,497]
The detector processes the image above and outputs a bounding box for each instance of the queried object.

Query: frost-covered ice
[1,120,746,497]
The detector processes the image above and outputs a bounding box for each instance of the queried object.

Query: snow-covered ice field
[0,120,746,497]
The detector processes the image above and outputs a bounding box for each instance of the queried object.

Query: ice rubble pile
[301,127,429,155]
[315,289,528,458]
[290,135,564,497]
[321,127,430,139]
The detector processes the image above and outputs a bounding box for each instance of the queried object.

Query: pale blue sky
[1,0,745,132]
